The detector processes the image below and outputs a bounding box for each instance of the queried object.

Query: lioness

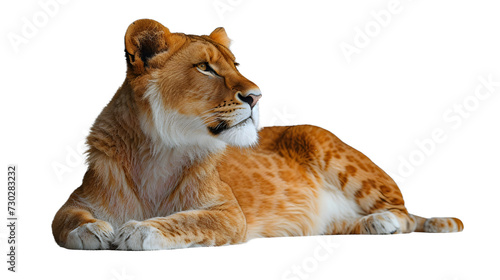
[52,19,463,250]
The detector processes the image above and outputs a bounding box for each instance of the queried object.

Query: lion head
[124,19,262,152]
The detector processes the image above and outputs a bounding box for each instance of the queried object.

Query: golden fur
[52,19,463,250]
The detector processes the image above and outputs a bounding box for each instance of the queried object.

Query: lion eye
[197,63,208,71]
[195,62,219,77]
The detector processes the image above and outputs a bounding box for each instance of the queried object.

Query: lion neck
[87,80,227,207]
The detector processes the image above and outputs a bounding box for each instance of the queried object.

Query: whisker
[199,107,220,115]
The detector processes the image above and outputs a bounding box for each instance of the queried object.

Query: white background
[1,0,499,279]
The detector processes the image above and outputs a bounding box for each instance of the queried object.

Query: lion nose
[237,91,262,109]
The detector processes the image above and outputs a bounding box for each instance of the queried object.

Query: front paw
[65,220,114,250]
[114,220,169,250]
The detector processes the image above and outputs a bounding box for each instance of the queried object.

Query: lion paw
[359,212,402,234]
[66,220,114,250]
[114,220,169,250]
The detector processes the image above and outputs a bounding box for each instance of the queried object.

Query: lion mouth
[208,117,252,135]
[232,117,251,128]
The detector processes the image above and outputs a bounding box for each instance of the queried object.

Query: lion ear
[209,27,231,48]
[124,19,170,74]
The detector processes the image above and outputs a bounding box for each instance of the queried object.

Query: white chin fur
[218,118,259,147]
[218,103,260,147]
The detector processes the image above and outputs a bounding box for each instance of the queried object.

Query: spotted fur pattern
[52,19,463,250]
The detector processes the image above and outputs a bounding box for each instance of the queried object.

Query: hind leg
[346,177,417,235]
[305,127,416,234]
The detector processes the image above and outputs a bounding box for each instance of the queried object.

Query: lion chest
[132,151,191,218]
